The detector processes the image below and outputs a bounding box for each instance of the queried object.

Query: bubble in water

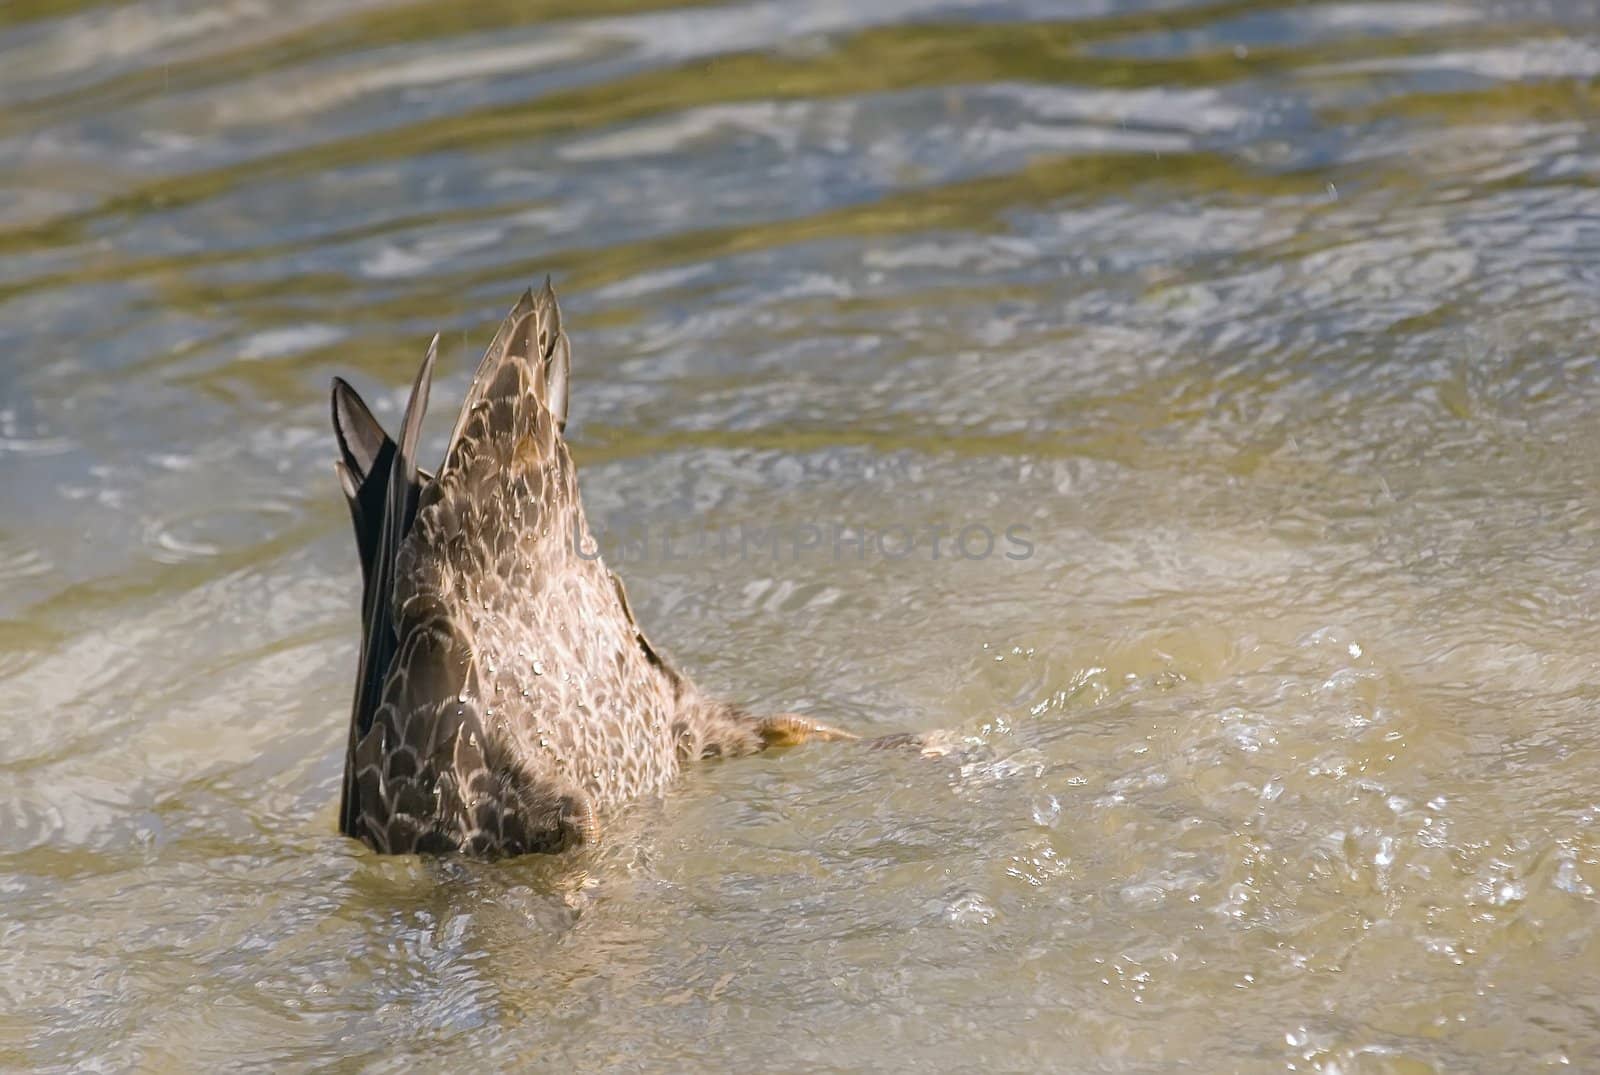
[1492,879,1526,907]
[1554,857,1593,896]
[944,892,996,926]
[1121,882,1167,908]
[1031,794,1061,828]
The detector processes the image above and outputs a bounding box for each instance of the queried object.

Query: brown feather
[330,284,846,857]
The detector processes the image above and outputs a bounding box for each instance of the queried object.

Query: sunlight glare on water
[3,0,1600,1070]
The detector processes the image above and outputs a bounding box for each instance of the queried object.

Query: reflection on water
[3,0,1600,1069]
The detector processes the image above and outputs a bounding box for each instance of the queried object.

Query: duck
[328,282,873,856]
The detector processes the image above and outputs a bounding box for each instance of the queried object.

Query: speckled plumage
[329,284,854,857]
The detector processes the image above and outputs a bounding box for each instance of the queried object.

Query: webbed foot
[758,716,959,757]
[757,713,861,748]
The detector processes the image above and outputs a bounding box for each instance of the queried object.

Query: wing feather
[338,336,437,837]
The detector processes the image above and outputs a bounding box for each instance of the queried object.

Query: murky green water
[4,1,1600,1070]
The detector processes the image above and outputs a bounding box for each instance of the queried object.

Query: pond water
[4,1,1600,1070]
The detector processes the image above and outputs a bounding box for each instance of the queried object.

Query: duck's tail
[328,337,437,836]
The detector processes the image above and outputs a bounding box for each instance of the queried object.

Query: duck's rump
[333,284,683,856]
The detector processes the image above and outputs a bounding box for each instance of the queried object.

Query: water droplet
[532,660,545,676]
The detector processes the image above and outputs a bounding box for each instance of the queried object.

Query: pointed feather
[546,332,570,431]
[331,376,389,481]
[330,378,398,598]
[444,289,536,453]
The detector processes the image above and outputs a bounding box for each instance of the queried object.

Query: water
[4,1,1600,1070]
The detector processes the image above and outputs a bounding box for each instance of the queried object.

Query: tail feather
[443,288,537,455]
[546,330,570,431]
[438,279,568,473]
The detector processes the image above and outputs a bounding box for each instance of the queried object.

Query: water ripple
[4,0,1600,1070]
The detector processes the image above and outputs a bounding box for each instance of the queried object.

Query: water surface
[4,1,1600,1070]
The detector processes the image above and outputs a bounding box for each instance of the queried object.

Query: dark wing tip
[346,333,438,835]
[332,376,390,481]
